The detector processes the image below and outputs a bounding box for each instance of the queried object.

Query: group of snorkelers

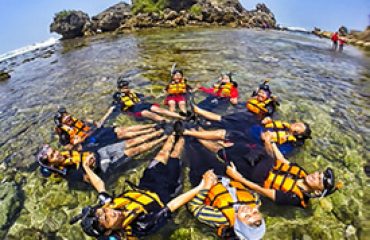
[36,68,342,239]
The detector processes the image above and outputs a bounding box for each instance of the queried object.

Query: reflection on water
[0,28,368,239]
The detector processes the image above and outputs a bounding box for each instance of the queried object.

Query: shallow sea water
[0,27,368,239]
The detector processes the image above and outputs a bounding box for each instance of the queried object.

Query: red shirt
[331,32,339,42]
[200,86,239,98]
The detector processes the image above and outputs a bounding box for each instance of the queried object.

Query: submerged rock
[50,10,92,39]
[0,71,11,81]
[0,182,23,239]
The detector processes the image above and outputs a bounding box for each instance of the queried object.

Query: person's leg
[125,129,164,148]
[117,123,156,132]
[141,110,167,122]
[153,135,176,165]
[196,139,224,153]
[183,129,227,140]
[178,100,187,114]
[170,137,185,159]
[167,100,176,112]
[115,127,156,139]
[150,105,185,120]
[124,135,168,157]
[193,104,222,121]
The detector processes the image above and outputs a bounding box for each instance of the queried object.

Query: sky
[0,0,369,54]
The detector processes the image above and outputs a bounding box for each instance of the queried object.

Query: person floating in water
[112,78,185,122]
[54,107,158,150]
[196,72,239,112]
[70,136,209,239]
[246,80,279,119]
[164,69,192,113]
[224,132,342,208]
[188,170,266,240]
[37,128,168,186]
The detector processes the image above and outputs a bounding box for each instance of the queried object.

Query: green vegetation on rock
[132,0,168,14]
[54,10,73,20]
[189,4,202,16]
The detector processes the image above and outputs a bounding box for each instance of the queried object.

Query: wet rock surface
[0,71,10,81]
[0,28,368,239]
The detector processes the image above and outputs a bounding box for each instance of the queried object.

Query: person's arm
[226,163,276,201]
[96,106,116,128]
[263,135,290,164]
[82,155,106,193]
[167,169,217,212]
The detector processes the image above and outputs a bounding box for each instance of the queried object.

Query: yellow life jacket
[60,117,91,144]
[204,179,260,237]
[246,97,273,115]
[264,120,297,144]
[213,82,234,97]
[264,160,308,208]
[105,190,164,236]
[120,92,141,111]
[167,81,187,95]
[60,151,93,169]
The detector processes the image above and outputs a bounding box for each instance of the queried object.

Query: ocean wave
[0,37,59,62]
[286,26,309,32]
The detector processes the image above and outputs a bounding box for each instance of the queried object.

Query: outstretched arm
[82,155,106,193]
[96,106,116,128]
[263,133,290,164]
[226,163,276,201]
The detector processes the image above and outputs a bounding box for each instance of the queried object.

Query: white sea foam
[0,37,59,62]
[286,26,309,32]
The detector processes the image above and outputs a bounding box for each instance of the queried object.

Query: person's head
[54,107,69,127]
[80,206,124,237]
[117,77,130,93]
[36,145,67,177]
[290,122,312,141]
[256,89,270,102]
[304,168,340,197]
[220,72,232,83]
[172,69,184,82]
[234,205,266,240]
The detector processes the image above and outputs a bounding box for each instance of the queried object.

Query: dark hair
[293,122,312,146]
[172,69,183,76]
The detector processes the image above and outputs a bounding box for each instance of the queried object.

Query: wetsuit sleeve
[199,86,216,95]
[136,93,145,100]
[275,190,303,207]
[188,190,229,228]
[265,101,275,116]
[230,87,239,98]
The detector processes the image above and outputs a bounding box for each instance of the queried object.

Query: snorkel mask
[117,78,129,89]
[321,167,341,197]
[70,193,113,238]
[54,107,67,127]
[36,145,67,177]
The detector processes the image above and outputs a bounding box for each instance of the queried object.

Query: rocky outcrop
[313,25,370,51]
[50,10,92,39]
[50,1,277,38]
[92,2,132,32]
[0,71,11,81]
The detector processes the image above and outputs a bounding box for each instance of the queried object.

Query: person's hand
[82,154,96,169]
[199,169,218,190]
[261,131,274,142]
[226,162,243,180]
[261,117,272,125]
[73,135,83,144]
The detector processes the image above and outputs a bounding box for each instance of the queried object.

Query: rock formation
[50,10,92,39]
[50,1,277,38]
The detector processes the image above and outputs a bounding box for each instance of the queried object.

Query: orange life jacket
[59,117,91,144]
[213,82,234,97]
[204,178,260,237]
[264,120,297,144]
[60,150,94,169]
[167,81,187,95]
[246,97,273,115]
[264,160,308,208]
